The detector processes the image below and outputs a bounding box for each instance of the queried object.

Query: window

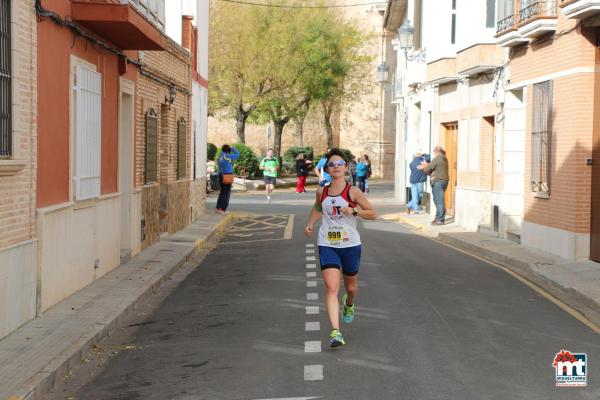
[145,109,158,184]
[486,0,496,28]
[531,80,552,195]
[0,0,11,158]
[177,117,187,180]
[451,1,457,45]
[74,66,102,200]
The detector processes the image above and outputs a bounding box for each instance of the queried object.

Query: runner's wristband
[313,202,322,212]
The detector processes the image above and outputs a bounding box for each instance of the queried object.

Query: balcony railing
[497,14,516,33]
[519,1,557,23]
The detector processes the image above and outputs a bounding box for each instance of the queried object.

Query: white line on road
[306,306,319,314]
[305,249,315,254]
[252,397,322,400]
[284,214,295,240]
[306,293,318,301]
[307,281,317,287]
[306,256,316,261]
[305,244,315,248]
[304,365,324,381]
[306,263,316,269]
[306,272,317,278]
[305,321,320,331]
[304,341,322,353]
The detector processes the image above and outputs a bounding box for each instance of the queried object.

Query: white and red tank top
[317,183,361,248]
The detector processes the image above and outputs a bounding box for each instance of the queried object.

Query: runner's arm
[343,187,376,220]
[305,187,323,237]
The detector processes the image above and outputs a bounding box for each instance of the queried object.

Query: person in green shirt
[260,148,280,204]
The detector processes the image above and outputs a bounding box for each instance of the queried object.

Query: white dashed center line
[306,292,318,301]
[305,244,315,248]
[306,281,317,287]
[304,341,322,353]
[306,263,316,269]
[305,321,320,331]
[304,365,324,381]
[306,256,316,261]
[305,249,315,254]
[306,306,319,314]
[306,271,317,278]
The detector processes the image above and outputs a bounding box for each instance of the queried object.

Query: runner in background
[260,148,280,204]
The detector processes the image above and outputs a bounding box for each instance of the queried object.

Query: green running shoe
[329,329,346,347]
[342,293,355,324]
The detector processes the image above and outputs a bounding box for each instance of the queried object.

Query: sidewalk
[381,211,600,330]
[0,213,234,400]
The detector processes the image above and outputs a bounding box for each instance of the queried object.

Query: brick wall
[136,38,192,246]
[509,13,595,235]
[0,0,36,250]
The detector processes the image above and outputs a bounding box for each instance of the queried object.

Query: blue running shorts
[318,245,362,276]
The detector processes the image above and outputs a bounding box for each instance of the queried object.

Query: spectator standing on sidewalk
[417,146,449,225]
[363,154,372,193]
[216,144,240,214]
[407,152,430,214]
[355,157,368,193]
[295,153,311,193]
[348,156,358,186]
[260,148,280,204]
[314,148,332,187]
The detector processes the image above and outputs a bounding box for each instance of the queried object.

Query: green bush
[207,143,217,161]
[283,146,314,163]
[215,143,260,179]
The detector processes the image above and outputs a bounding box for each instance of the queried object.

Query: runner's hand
[341,207,354,216]
[304,224,313,238]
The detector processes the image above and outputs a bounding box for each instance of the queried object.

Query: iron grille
[145,109,158,184]
[0,0,11,158]
[496,14,515,33]
[177,118,187,180]
[531,80,552,194]
[519,1,557,23]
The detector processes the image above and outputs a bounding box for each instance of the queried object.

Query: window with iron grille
[177,117,187,180]
[145,109,158,184]
[0,0,11,158]
[531,80,552,194]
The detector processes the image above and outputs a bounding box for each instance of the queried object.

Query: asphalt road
[66,182,600,400]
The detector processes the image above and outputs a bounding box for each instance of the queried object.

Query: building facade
[0,0,37,339]
[496,0,600,261]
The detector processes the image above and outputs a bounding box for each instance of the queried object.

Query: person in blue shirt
[216,144,240,214]
[407,152,430,214]
[314,148,332,187]
[355,157,368,192]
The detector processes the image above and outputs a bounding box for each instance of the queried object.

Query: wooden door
[444,123,458,217]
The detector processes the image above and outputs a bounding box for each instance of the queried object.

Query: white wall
[165,0,184,44]
[455,0,497,51]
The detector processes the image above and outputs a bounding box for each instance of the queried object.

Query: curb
[437,233,600,330]
[8,214,234,400]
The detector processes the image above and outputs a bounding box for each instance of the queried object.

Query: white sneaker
[267,196,271,204]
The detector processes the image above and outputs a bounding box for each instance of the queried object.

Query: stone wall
[190,178,206,221]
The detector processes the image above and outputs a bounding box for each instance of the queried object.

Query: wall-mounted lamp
[377,62,390,85]
[165,85,177,108]
[399,23,426,63]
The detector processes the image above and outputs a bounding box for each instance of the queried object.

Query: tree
[208,2,278,143]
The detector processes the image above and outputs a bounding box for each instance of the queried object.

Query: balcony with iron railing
[559,0,600,19]
[71,0,167,50]
[517,1,558,38]
[495,1,558,47]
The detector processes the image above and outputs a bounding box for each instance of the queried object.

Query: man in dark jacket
[418,146,449,225]
[407,152,430,213]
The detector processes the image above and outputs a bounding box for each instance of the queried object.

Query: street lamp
[376,62,389,85]
[398,24,414,50]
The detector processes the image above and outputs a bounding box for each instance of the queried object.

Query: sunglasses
[327,160,346,168]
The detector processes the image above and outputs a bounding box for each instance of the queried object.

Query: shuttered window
[74,65,101,200]
[0,0,11,158]
[531,80,552,194]
[177,117,187,180]
[145,109,158,184]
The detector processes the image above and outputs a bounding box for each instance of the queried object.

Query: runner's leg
[322,268,341,330]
